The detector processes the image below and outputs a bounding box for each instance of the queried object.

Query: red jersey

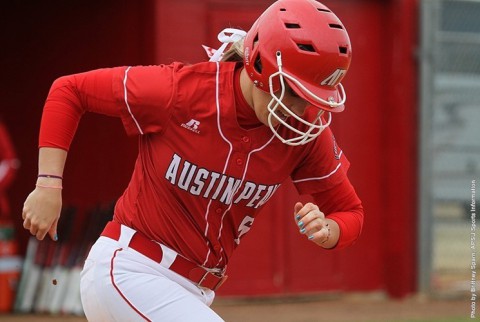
[39,62,362,269]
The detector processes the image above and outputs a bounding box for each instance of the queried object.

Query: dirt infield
[0,294,471,322]
[213,295,470,322]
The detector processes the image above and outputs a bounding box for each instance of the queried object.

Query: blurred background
[0,0,478,320]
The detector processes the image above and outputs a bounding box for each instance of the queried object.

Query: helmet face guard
[243,0,352,145]
[267,51,337,146]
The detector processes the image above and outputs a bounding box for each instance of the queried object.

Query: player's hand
[294,202,331,247]
[22,185,62,241]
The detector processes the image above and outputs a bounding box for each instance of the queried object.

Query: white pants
[80,225,224,322]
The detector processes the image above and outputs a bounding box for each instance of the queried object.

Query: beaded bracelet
[38,174,63,180]
[36,183,63,190]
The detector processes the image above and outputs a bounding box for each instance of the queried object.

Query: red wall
[1,0,418,299]
[1,0,154,242]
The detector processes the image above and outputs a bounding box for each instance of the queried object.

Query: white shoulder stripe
[292,162,342,183]
[123,66,144,135]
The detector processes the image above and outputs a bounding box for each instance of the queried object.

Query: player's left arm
[294,178,364,250]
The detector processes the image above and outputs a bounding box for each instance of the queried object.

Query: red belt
[100,221,227,291]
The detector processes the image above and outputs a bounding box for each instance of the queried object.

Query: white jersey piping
[202,62,234,266]
[123,66,144,135]
[292,162,342,183]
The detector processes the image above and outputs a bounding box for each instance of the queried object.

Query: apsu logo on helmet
[321,69,347,87]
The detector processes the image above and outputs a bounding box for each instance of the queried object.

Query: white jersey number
[234,216,254,245]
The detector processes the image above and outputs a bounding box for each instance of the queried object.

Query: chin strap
[202,28,247,62]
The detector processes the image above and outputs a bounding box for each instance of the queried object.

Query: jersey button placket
[237,136,251,166]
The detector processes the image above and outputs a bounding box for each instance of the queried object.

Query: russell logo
[181,119,201,134]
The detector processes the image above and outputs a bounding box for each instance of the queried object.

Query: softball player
[22,0,364,321]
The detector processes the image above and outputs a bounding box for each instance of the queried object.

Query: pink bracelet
[38,174,63,180]
[36,183,63,190]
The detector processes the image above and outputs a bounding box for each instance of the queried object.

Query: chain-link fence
[420,0,480,299]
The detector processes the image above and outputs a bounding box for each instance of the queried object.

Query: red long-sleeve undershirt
[313,179,364,249]
[39,70,124,151]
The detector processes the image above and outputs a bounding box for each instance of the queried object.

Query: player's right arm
[22,68,126,241]
[22,66,175,241]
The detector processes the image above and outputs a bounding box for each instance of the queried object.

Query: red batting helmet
[243,0,352,113]
[242,0,352,145]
